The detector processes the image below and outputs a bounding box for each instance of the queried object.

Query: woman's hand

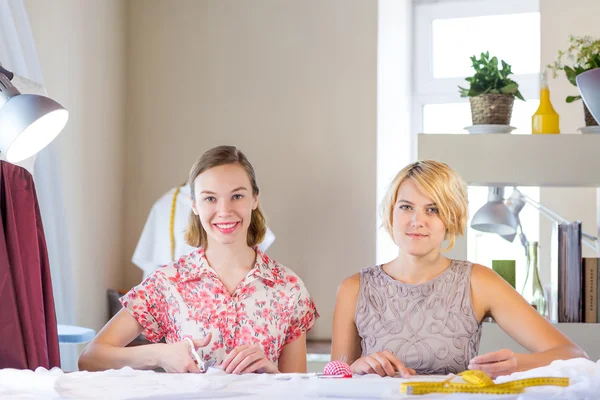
[156,333,212,373]
[350,350,416,377]
[221,344,279,374]
[469,349,517,378]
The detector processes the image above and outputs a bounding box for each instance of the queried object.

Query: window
[413,0,541,135]
[431,13,540,79]
[413,0,541,289]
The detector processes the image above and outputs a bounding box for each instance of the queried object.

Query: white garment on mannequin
[132,185,275,280]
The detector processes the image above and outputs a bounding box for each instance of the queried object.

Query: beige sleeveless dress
[355,260,482,375]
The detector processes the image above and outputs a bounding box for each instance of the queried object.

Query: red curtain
[0,160,60,369]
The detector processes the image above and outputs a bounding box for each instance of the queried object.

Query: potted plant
[459,52,524,126]
[548,35,600,126]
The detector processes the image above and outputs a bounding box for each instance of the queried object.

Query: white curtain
[0,0,77,370]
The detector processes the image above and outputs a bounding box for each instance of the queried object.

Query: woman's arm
[277,333,308,373]
[331,274,363,364]
[78,309,160,371]
[78,309,209,372]
[470,264,587,375]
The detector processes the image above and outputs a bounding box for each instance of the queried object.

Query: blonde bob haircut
[184,145,267,249]
[380,160,468,251]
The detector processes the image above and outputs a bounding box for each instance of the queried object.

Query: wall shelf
[418,134,600,187]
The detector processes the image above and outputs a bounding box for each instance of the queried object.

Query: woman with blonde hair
[332,160,585,378]
[79,145,318,374]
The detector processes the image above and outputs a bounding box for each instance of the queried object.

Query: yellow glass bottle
[532,70,560,134]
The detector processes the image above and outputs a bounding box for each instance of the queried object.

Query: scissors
[184,337,216,373]
[198,359,217,373]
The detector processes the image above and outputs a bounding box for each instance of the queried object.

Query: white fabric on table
[1,358,599,400]
[496,358,600,400]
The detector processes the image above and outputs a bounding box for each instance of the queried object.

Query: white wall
[124,0,378,339]
[376,0,414,265]
[539,0,599,284]
[24,0,127,333]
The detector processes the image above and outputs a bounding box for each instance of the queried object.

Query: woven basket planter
[469,93,514,125]
[583,101,599,126]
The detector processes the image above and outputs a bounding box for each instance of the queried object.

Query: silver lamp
[0,64,68,163]
[471,186,598,251]
[576,68,600,124]
[470,187,518,236]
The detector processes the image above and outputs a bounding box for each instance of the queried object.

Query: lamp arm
[0,64,14,81]
[519,191,598,250]
[520,194,569,224]
[529,198,599,246]
[517,221,529,256]
[517,217,595,251]
[582,238,597,251]
[520,192,598,251]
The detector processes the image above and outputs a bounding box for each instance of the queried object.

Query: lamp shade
[576,68,600,125]
[471,187,518,236]
[500,231,517,243]
[0,94,68,162]
[471,202,518,235]
[0,70,68,163]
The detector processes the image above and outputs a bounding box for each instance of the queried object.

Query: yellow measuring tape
[400,370,569,395]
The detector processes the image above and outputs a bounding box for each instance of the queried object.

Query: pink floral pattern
[120,248,319,364]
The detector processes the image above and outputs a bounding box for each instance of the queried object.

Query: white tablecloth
[0,358,598,400]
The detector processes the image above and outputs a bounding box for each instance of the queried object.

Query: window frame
[412,0,540,135]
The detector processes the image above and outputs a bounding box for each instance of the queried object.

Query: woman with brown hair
[79,145,318,374]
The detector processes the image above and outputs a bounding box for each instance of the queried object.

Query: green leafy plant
[458,52,524,100]
[547,35,600,103]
